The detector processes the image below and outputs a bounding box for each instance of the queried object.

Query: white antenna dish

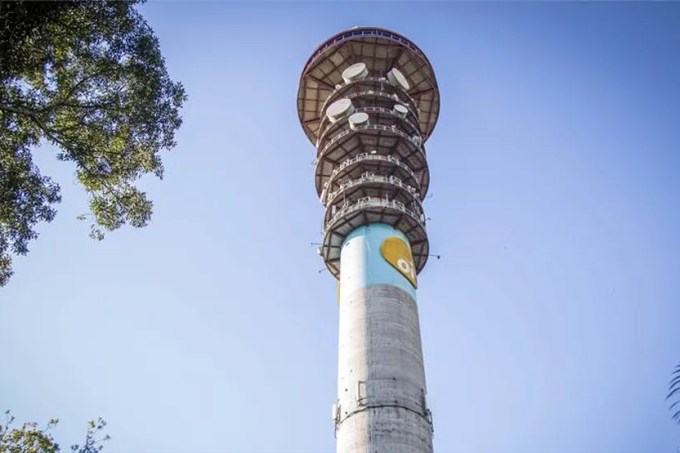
[348,112,369,130]
[387,67,410,91]
[342,62,369,83]
[326,98,354,123]
[393,103,408,118]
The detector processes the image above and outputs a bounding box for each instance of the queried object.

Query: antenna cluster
[297,28,440,277]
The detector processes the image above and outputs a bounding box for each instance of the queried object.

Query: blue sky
[2,2,680,452]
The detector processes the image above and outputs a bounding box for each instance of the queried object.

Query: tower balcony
[320,196,429,279]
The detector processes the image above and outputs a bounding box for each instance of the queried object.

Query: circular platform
[298,27,440,145]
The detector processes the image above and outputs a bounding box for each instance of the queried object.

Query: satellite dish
[393,103,408,118]
[326,98,354,123]
[348,112,369,130]
[342,62,369,84]
[387,67,410,91]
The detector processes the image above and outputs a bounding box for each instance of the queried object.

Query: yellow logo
[380,236,417,288]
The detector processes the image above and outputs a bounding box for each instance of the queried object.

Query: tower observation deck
[297,27,440,452]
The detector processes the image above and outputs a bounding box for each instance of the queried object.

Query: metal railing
[319,123,424,159]
[318,79,418,128]
[325,173,420,206]
[323,196,425,236]
[317,105,421,149]
[317,87,418,137]
[330,153,415,180]
[302,28,431,77]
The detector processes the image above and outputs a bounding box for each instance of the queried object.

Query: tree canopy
[668,364,680,425]
[0,411,109,453]
[0,0,186,286]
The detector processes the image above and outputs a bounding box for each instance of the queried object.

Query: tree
[0,411,109,453]
[668,364,680,424]
[0,0,186,286]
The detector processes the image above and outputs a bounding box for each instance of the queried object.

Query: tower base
[335,225,432,453]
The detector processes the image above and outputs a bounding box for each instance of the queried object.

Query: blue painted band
[340,223,417,299]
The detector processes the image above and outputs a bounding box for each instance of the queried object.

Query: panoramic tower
[297,28,440,452]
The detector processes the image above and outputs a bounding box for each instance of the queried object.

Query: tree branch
[0,102,41,119]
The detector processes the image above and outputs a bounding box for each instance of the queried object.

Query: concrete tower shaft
[297,28,439,453]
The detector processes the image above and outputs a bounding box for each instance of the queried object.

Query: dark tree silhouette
[667,364,680,424]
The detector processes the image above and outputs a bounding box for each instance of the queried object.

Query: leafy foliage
[0,0,186,286]
[668,364,680,424]
[0,411,109,453]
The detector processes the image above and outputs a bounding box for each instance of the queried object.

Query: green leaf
[0,0,186,286]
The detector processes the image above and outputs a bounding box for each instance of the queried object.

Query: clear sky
[2,2,680,452]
